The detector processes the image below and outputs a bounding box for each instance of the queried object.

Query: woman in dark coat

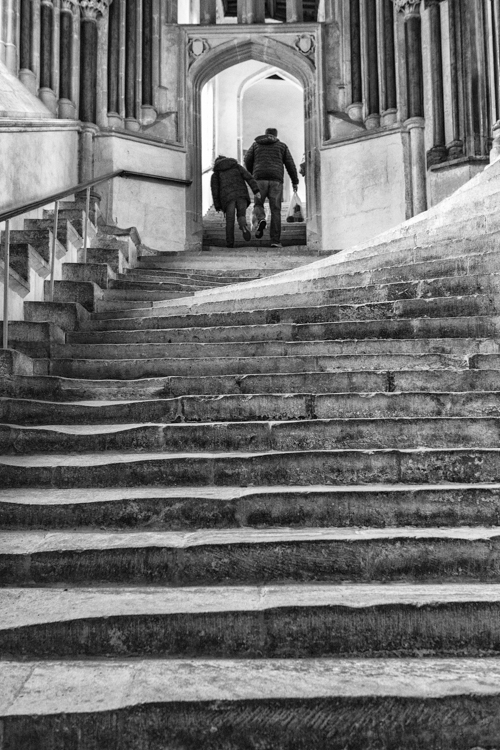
[211,155,261,247]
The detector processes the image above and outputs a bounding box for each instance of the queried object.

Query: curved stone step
[1,483,500,530]
[2,416,500,454]
[2,526,500,585]
[3,583,500,658]
[1,447,500,488]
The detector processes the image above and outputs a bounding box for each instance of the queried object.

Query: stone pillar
[348,0,363,121]
[237,0,265,24]
[365,0,380,128]
[59,0,77,117]
[382,0,397,125]
[426,0,446,166]
[19,0,37,93]
[125,0,139,130]
[141,0,156,124]
[165,0,178,24]
[200,0,217,24]
[446,0,464,158]
[0,0,18,74]
[395,0,427,214]
[79,0,111,123]
[40,0,57,111]
[286,0,303,23]
[107,0,120,125]
[31,0,42,86]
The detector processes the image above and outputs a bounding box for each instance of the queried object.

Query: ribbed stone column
[365,0,380,128]
[348,0,363,121]
[40,0,57,111]
[200,0,217,24]
[237,0,265,24]
[125,0,139,130]
[395,0,427,214]
[286,0,303,23]
[59,0,77,117]
[426,0,446,166]
[107,0,121,126]
[446,0,463,158]
[79,0,111,123]
[19,0,37,93]
[382,0,397,125]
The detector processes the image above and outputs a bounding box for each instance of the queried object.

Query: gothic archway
[185,32,322,251]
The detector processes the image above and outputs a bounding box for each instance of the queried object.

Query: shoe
[226,242,234,248]
[242,225,251,242]
[255,219,266,239]
[270,242,283,248]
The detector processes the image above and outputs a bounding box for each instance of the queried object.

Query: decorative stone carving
[393,0,421,19]
[61,0,79,10]
[295,33,315,56]
[78,0,112,21]
[188,37,210,59]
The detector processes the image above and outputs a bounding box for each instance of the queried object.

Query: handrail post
[2,220,11,350]
[49,200,59,302]
[82,187,91,264]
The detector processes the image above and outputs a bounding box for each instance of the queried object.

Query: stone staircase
[2,163,500,747]
[203,201,307,247]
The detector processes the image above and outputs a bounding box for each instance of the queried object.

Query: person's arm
[244,144,255,174]
[239,165,260,196]
[283,146,299,188]
[210,172,222,211]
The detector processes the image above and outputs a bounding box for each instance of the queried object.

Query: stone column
[365,0,380,128]
[237,0,265,24]
[286,0,303,23]
[426,0,446,166]
[107,0,121,125]
[19,0,37,93]
[31,0,41,86]
[79,0,111,123]
[40,0,57,111]
[125,0,139,130]
[141,0,157,124]
[348,0,363,121]
[165,0,178,24]
[446,0,463,158]
[1,0,19,73]
[59,0,77,117]
[382,0,397,125]
[395,0,427,214]
[200,0,217,24]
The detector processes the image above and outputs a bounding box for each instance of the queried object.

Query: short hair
[265,128,278,137]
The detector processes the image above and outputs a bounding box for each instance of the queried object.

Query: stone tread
[4,583,500,630]
[4,658,500,717]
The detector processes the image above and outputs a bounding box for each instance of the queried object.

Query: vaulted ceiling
[222,1,320,22]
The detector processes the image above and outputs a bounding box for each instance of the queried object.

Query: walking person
[210,155,261,248]
[244,127,299,248]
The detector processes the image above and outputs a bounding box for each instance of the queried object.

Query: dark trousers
[252,179,283,243]
[225,198,248,245]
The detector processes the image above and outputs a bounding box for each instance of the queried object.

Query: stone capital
[61,0,79,11]
[393,0,421,19]
[78,0,112,21]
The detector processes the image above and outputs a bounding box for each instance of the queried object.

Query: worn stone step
[118,273,229,289]
[70,315,500,347]
[96,297,191,312]
[2,447,500,488]
[9,229,66,265]
[4,416,500,455]
[110,279,219,292]
[5,390,500,427]
[2,483,500,530]
[5,369,500,402]
[47,352,468,380]
[99,289,195,302]
[44,279,104,312]
[3,657,500,749]
[62,262,115,288]
[130,268,261,282]
[87,247,129,274]
[2,526,500,585]
[2,322,65,360]
[24,218,81,255]
[472,354,500,369]
[4,583,500,658]
[24,301,91,331]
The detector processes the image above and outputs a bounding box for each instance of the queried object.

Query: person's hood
[213,157,239,171]
[255,134,280,145]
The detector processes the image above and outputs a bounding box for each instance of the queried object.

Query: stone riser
[110,280,226,292]
[130,269,261,282]
[2,448,500,488]
[5,689,499,750]
[3,417,500,454]
[101,290,196,302]
[2,534,500,585]
[4,601,500,659]
[4,390,500,426]
[5,369,500,401]
[70,312,500,347]
[2,486,500,530]
[47,352,468,380]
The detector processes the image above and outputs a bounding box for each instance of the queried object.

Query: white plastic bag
[286,192,304,222]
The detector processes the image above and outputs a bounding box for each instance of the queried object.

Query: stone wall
[320,129,407,250]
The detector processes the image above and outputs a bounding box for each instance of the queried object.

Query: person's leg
[225,201,236,247]
[252,180,268,237]
[268,180,283,244]
[236,197,251,241]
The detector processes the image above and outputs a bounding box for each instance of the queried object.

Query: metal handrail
[1,169,192,350]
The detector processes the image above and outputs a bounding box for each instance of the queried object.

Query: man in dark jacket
[210,155,261,248]
[244,128,299,247]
